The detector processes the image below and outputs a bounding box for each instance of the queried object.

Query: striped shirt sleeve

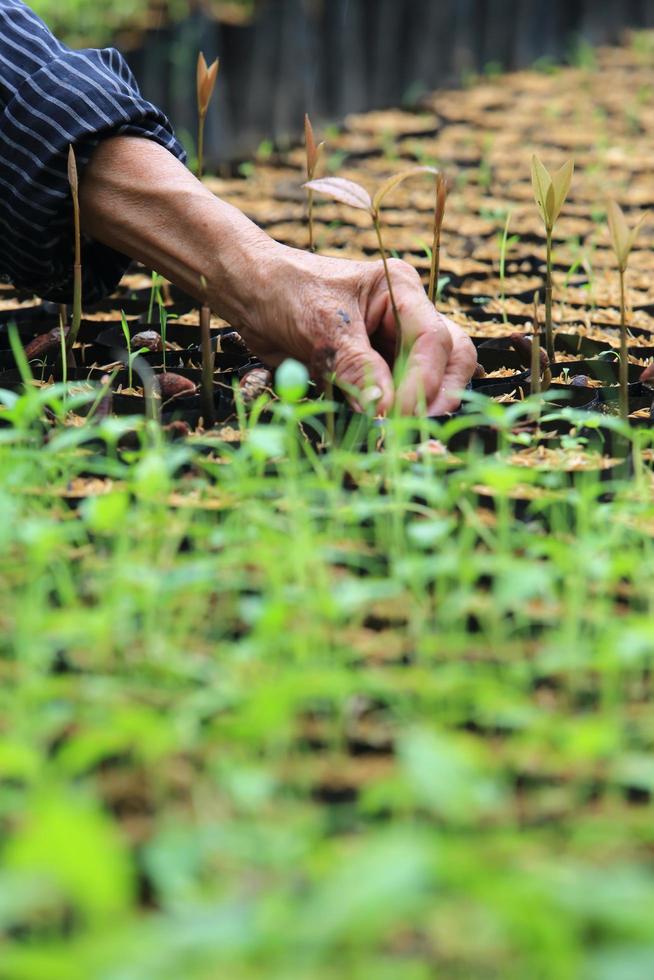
[0,0,187,303]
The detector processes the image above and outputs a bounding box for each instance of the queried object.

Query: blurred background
[32,0,654,167]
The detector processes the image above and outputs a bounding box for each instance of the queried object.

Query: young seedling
[607,200,649,420]
[428,172,448,305]
[199,275,215,428]
[304,114,325,252]
[304,167,436,359]
[197,52,219,181]
[120,312,147,391]
[65,145,82,365]
[530,154,574,363]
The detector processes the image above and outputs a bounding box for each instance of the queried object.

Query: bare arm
[80,136,476,415]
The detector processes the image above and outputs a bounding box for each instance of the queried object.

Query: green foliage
[30,1,252,47]
[2,384,654,977]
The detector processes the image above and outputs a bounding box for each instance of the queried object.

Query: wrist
[79,135,283,321]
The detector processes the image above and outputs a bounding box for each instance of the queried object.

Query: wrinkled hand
[78,137,475,414]
[229,246,477,416]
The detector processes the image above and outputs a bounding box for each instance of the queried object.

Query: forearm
[79,136,279,323]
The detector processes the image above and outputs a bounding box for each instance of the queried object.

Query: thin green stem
[198,113,206,181]
[308,189,315,252]
[373,213,402,359]
[65,192,82,366]
[619,268,628,421]
[545,230,554,363]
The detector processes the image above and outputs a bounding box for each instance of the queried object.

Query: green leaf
[531,154,554,229]
[303,176,372,212]
[372,165,437,213]
[4,791,133,926]
[607,199,632,271]
[551,158,574,222]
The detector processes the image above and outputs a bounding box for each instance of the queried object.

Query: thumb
[331,326,395,414]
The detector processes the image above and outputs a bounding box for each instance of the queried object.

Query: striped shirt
[0,0,185,302]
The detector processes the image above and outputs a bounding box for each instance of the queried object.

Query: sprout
[196,52,219,180]
[304,166,437,357]
[607,200,649,419]
[65,145,82,365]
[530,154,574,362]
[304,114,325,252]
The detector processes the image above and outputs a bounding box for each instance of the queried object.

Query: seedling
[607,200,649,419]
[428,173,448,306]
[120,312,147,391]
[304,167,437,358]
[65,145,82,364]
[304,114,325,252]
[530,154,574,362]
[196,52,219,180]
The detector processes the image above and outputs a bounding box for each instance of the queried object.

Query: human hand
[229,245,477,416]
[79,137,476,415]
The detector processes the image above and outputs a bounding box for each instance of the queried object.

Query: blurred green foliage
[2,375,654,978]
[29,0,252,47]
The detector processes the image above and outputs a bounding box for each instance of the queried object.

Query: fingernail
[361,384,383,407]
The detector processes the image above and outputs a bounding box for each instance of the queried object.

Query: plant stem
[65,197,82,368]
[428,240,441,307]
[373,213,402,359]
[200,303,215,427]
[198,113,206,181]
[531,293,541,397]
[428,174,446,306]
[308,189,315,252]
[545,230,554,363]
[619,268,628,421]
[148,271,159,323]
[59,314,67,391]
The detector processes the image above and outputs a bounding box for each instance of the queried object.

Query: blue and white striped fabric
[0,0,186,302]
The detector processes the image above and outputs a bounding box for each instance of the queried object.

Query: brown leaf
[304,114,326,179]
[67,145,78,195]
[197,52,219,117]
[303,177,372,212]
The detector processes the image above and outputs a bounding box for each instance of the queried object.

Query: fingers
[426,327,478,415]
[388,264,453,413]
[331,327,395,414]
[369,260,476,415]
